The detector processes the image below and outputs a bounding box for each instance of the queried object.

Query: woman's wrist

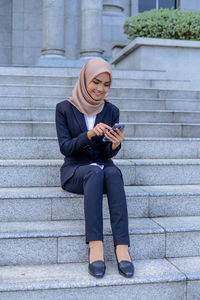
[87,129,95,140]
[111,142,120,151]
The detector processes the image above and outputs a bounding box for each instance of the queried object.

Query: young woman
[55,58,134,278]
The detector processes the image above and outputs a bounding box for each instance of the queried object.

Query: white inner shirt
[84,114,104,170]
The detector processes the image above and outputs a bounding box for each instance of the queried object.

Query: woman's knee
[104,166,122,179]
[84,165,104,181]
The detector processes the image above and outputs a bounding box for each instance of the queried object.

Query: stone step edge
[0,257,187,292]
[2,121,200,126]
[0,83,199,93]
[2,107,200,114]
[1,216,200,239]
[1,158,200,166]
[1,137,200,141]
[0,74,190,82]
[1,95,199,102]
[1,185,200,199]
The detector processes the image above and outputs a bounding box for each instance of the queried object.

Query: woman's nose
[97,84,104,92]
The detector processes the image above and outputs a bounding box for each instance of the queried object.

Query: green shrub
[124,9,200,41]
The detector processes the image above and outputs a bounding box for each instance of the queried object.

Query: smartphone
[102,123,126,142]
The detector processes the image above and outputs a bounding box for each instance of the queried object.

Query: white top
[84,114,104,170]
[84,114,96,131]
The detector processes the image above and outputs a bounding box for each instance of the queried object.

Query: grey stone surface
[2,159,200,187]
[0,238,57,266]
[0,259,185,299]
[0,218,164,264]
[3,108,200,124]
[154,216,200,257]
[149,195,200,217]
[0,198,51,222]
[111,37,200,78]
[187,281,200,300]
[0,282,186,300]
[169,256,200,280]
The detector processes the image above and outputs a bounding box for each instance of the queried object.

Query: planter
[110,37,200,78]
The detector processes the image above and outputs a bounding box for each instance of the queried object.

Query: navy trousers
[63,164,130,247]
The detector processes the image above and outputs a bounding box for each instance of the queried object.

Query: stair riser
[0,123,200,137]
[0,282,186,300]
[0,86,199,99]
[2,109,200,123]
[1,96,200,111]
[0,75,192,89]
[1,162,200,187]
[1,139,200,159]
[0,233,165,265]
[0,194,148,222]
[1,194,200,222]
[1,228,200,265]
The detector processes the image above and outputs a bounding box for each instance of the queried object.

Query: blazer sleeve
[102,107,121,159]
[55,103,93,157]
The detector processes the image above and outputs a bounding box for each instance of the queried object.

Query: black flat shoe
[114,247,134,278]
[88,247,106,278]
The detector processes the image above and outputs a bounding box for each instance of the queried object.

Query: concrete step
[1,137,200,160]
[1,216,200,265]
[1,185,200,222]
[1,120,200,137]
[0,84,199,99]
[1,95,200,111]
[0,217,165,265]
[2,107,200,123]
[0,75,192,89]
[1,159,200,187]
[0,66,168,79]
[0,258,188,300]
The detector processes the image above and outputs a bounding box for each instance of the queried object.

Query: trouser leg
[63,165,104,244]
[104,166,130,248]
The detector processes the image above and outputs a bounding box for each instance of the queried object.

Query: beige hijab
[67,58,112,116]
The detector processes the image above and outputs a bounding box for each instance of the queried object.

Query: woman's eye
[93,81,99,84]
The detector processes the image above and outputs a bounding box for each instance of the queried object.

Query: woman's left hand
[104,128,125,151]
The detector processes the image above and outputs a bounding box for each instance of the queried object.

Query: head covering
[67,58,112,116]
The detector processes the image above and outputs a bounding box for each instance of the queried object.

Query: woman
[55,58,134,278]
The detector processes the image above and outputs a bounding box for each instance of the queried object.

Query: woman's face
[87,72,111,101]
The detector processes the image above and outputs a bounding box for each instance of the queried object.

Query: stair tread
[0,258,187,292]
[1,158,200,165]
[1,136,200,141]
[2,120,200,125]
[1,185,200,199]
[1,216,200,238]
[0,217,164,238]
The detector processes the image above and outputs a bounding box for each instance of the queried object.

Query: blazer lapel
[94,103,107,126]
[71,105,87,133]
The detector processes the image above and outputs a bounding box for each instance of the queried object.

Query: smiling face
[86,72,111,101]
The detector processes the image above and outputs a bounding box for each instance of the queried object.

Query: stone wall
[0,0,12,65]
[12,0,42,65]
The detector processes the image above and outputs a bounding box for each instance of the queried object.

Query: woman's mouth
[94,92,102,97]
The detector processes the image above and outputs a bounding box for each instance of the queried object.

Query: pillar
[80,0,104,58]
[37,0,68,66]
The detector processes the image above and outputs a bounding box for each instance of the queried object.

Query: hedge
[124,9,200,41]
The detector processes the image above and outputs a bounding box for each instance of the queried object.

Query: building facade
[0,0,200,66]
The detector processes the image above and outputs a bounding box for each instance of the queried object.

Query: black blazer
[55,100,122,189]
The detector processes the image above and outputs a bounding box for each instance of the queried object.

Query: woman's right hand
[87,122,112,140]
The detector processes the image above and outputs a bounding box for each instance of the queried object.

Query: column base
[37,55,87,67]
[37,55,69,67]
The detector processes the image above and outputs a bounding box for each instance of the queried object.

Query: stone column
[80,0,104,58]
[103,0,128,60]
[37,0,68,66]
[65,0,80,60]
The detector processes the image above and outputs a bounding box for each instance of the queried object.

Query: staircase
[0,66,200,299]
